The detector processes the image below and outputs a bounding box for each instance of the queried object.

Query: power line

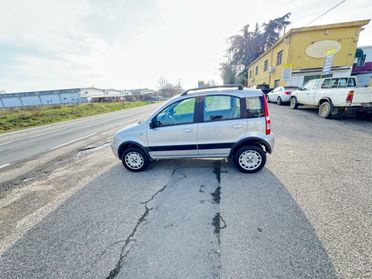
[305,0,346,26]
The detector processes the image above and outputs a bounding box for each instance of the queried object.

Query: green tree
[221,13,291,86]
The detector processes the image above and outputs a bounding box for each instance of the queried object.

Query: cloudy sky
[0,0,371,92]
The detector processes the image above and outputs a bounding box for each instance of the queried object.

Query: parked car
[112,84,274,173]
[290,77,372,118]
[267,86,300,105]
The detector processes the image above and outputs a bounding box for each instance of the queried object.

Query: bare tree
[157,76,183,98]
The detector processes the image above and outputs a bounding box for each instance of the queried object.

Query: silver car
[267,86,300,105]
[111,85,274,173]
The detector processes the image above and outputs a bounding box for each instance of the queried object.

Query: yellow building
[247,19,370,88]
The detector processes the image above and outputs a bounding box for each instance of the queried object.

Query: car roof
[179,88,263,98]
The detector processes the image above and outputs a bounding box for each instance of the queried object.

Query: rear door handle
[183,128,193,133]
[232,124,243,129]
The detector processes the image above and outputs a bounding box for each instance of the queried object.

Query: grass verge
[0,101,151,133]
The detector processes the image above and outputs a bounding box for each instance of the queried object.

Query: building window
[276,50,283,65]
[264,60,268,72]
[249,70,252,78]
[255,66,259,75]
[274,79,280,87]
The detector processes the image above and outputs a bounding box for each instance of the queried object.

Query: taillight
[266,117,271,135]
[284,91,291,95]
[346,90,354,103]
[263,95,271,135]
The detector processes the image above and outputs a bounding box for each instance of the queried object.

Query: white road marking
[0,163,11,169]
[50,133,97,150]
[0,141,13,146]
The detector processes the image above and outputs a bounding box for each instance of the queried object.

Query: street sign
[282,64,292,82]
[323,48,337,75]
[198,80,205,88]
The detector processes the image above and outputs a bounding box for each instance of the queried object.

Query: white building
[0,87,132,108]
[0,88,82,108]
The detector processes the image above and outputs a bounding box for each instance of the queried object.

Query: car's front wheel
[122,148,149,172]
[233,145,266,173]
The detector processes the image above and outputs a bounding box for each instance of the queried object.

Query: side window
[347,78,356,87]
[155,98,195,127]
[321,79,331,88]
[329,78,339,88]
[338,78,348,88]
[246,97,264,118]
[203,95,241,122]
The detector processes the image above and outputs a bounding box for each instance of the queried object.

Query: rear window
[246,97,264,118]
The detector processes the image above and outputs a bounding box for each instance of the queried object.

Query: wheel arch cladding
[118,141,148,160]
[229,137,272,157]
[318,97,333,106]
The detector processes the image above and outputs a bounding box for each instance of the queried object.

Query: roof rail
[181,84,244,96]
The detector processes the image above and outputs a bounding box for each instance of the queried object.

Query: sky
[0,0,371,92]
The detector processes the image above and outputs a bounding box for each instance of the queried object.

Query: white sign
[323,48,337,75]
[282,64,292,82]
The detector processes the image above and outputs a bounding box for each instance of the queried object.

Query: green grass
[0,101,150,133]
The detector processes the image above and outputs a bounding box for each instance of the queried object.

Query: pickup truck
[290,77,372,118]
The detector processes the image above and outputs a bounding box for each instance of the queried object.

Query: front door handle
[183,128,193,133]
[232,124,243,129]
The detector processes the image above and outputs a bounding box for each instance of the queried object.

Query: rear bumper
[280,94,291,102]
[263,133,275,153]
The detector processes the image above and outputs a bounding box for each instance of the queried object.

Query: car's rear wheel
[122,148,149,172]
[290,97,298,109]
[318,101,332,119]
[233,145,266,173]
[277,97,283,105]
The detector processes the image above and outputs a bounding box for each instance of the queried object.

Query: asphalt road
[0,104,371,279]
[0,103,159,169]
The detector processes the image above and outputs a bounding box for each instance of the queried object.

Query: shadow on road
[0,159,337,279]
[219,160,337,278]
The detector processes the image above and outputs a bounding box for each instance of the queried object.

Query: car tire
[233,145,266,173]
[318,101,333,119]
[122,147,149,172]
[277,97,283,105]
[290,97,298,109]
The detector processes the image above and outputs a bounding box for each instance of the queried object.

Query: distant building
[352,45,372,86]
[0,87,136,108]
[247,19,370,88]
[128,88,155,95]
[0,88,83,108]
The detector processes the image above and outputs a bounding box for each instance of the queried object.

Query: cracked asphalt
[0,104,371,278]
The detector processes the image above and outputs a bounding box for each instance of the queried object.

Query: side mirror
[149,118,157,129]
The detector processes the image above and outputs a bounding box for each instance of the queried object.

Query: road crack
[105,169,175,278]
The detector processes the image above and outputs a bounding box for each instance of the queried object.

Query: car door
[297,80,313,104]
[307,79,321,104]
[147,97,198,158]
[197,95,246,156]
